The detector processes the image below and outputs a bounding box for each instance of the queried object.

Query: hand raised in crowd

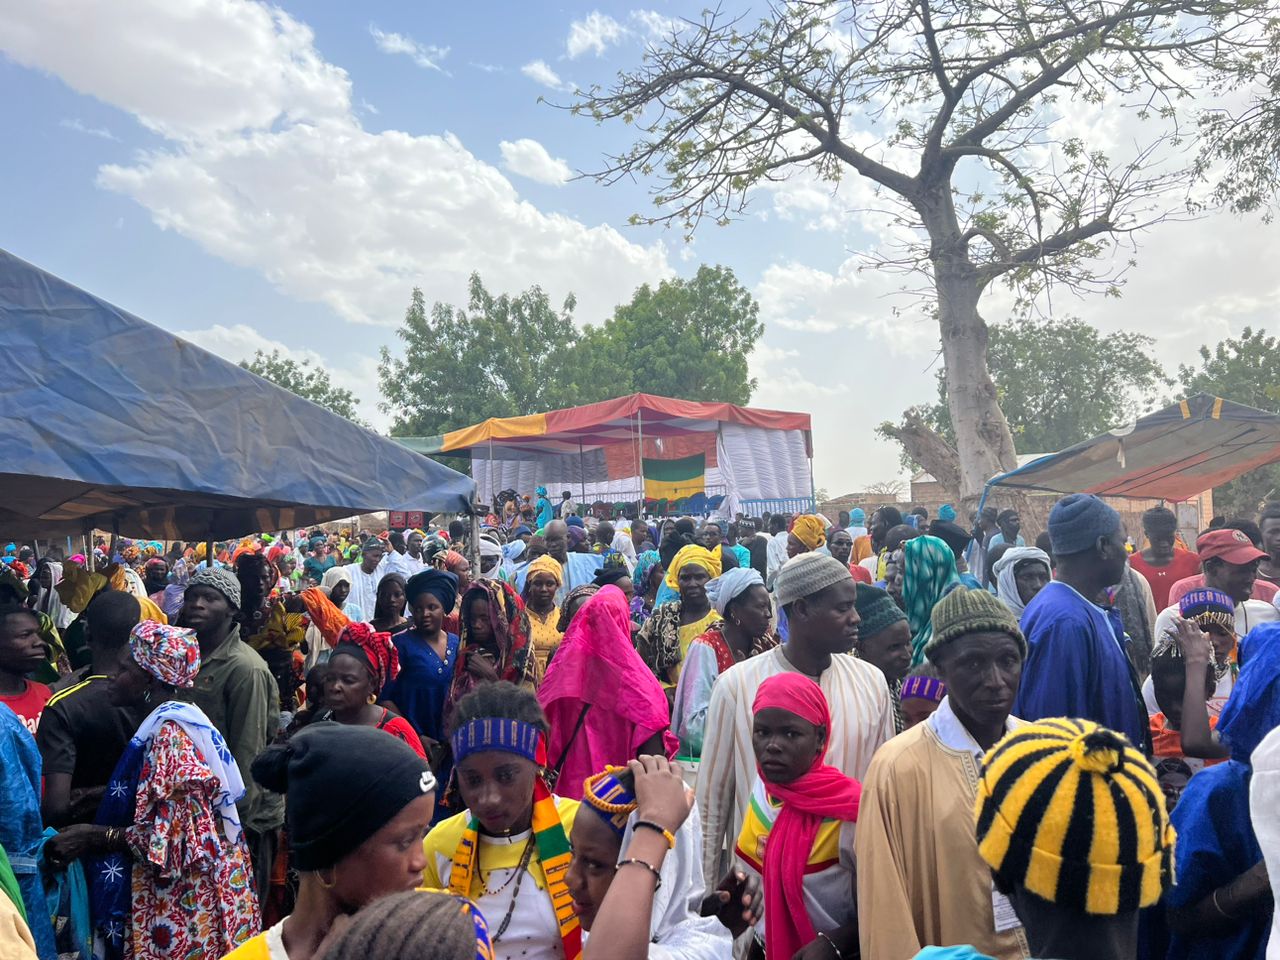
[630,754,692,836]
[1173,615,1214,666]
[701,867,763,938]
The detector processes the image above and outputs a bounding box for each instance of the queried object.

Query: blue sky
[2,1,1276,495]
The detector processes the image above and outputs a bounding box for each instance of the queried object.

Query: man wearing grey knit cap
[180,565,285,902]
[694,552,895,885]
[1012,493,1150,751]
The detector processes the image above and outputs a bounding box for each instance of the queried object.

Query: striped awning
[396,393,812,458]
[986,394,1280,501]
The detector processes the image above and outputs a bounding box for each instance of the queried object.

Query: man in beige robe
[856,587,1033,960]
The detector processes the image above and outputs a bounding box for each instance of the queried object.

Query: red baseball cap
[1197,528,1268,565]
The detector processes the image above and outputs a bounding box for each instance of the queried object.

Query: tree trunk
[931,253,1019,503]
[879,411,962,495]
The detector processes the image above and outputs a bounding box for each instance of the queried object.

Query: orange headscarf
[299,587,350,649]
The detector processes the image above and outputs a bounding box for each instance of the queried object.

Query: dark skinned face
[678,565,711,606]
[727,585,772,638]
[407,532,424,557]
[545,529,569,563]
[858,619,912,685]
[829,531,853,565]
[378,579,406,619]
[999,515,1021,542]
[792,579,860,654]
[566,811,622,930]
[700,525,722,550]
[361,544,384,573]
[1263,517,1280,560]
[1205,558,1260,604]
[752,707,825,784]
[107,646,153,707]
[466,597,495,650]
[1145,529,1176,563]
[885,549,905,607]
[181,583,235,635]
[409,592,445,634]
[933,631,1024,737]
[900,695,942,729]
[1014,560,1052,605]
[526,571,559,612]
[786,533,806,558]
[0,611,47,675]
[331,793,434,908]
[324,652,375,715]
[330,580,351,608]
[455,751,539,835]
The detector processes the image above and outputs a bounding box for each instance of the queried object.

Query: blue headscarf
[938,504,957,522]
[1218,622,1280,763]
[632,550,661,594]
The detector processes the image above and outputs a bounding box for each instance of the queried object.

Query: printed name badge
[992,886,1022,933]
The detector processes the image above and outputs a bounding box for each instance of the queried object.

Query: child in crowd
[899,673,946,729]
[734,673,861,960]
[1148,637,1219,810]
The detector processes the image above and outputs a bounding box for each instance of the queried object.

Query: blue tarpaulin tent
[0,248,475,539]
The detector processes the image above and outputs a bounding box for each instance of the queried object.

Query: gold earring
[367,693,377,704]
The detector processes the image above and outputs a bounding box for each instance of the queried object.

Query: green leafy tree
[239,349,364,424]
[1177,327,1280,516]
[586,265,763,405]
[883,317,1168,473]
[378,275,606,438]
[1197,26,1280,220]
[570,1,1269,500]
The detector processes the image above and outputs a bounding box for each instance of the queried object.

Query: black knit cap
[251,722,435,871]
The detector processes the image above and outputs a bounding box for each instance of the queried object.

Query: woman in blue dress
[382,569,459,821]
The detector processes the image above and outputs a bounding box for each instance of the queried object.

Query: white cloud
[368,24,449,73]
[59,117,119,141]
[499,138,572,185]
[0,1,673,332]
[629,9,678,40]
[521,59,570,91]
[567,11,625,58]
[469,62,503,73]
[0,0,350,141]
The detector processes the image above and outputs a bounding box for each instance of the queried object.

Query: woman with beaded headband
[1142,587,1241,720]
[567,758,746,958]
[423,682,582,959]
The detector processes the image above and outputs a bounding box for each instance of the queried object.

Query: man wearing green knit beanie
[853,584,912,733]
[856,588,1030,960]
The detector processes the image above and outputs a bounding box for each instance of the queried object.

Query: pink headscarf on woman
[537,585,676,799]
[752,673,862,960]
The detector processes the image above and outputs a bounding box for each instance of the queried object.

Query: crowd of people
[0,488,1277,960]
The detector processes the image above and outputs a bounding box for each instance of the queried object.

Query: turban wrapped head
[525,554,564,588]
[664,544,722,591]
[706,567,764,617]
[130,619,201,687]
[406,569,459,613]
[791,514,827,551]
[332,623,400,692]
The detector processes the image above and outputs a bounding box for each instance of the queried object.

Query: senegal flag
[643,453,705,501]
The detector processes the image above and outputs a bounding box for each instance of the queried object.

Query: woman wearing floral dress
[46,620,258,960]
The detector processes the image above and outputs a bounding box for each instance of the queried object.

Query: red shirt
[375,708,427,758]
[1130,549,1202,609]
[0,680,53,735]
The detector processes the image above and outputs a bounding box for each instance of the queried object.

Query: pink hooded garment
[538,584,677,799]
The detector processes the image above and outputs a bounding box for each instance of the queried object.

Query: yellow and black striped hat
[974,718,1176,915]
